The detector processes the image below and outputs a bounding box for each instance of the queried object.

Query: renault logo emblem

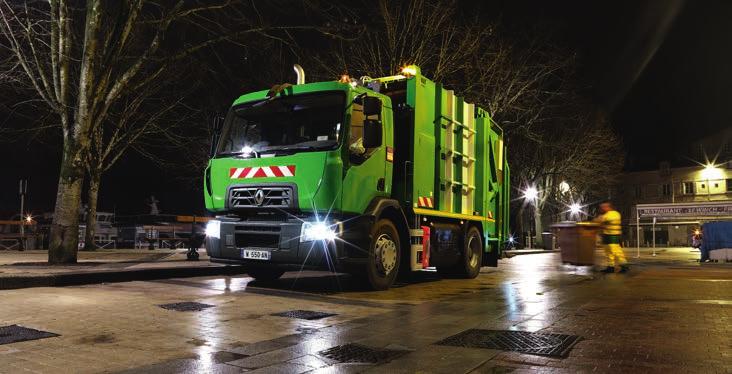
[254,189,265,206]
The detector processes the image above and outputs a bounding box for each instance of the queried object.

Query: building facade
[616,161,732,246]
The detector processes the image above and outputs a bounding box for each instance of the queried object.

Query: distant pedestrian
[691,228,702,249]
[594,201,629,273]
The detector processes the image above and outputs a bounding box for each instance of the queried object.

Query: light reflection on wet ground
[1,249,730,373]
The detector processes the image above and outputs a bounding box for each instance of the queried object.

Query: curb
[505,249,560,256]
[0,265,248,290]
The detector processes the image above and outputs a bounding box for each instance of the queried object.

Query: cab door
[341,95,392,213]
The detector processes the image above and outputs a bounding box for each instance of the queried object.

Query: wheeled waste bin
[551,222,600,265]
[541,232,554,251]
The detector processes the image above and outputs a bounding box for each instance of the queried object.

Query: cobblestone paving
[0,248,730,373]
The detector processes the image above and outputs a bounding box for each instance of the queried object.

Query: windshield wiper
[217,151,257,157]
[278,145,319,151]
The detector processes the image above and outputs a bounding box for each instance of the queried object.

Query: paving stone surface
[0,247,729,373]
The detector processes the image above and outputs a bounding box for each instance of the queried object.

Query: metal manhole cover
[159,302,215,312]
[318,343,407,363]
[0,325,59,345]
[271,310,337,320]
[436,329,581,357]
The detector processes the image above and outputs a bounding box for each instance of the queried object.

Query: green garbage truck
[203,65,510,290]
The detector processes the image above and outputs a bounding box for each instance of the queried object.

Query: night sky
[2,1,731,217]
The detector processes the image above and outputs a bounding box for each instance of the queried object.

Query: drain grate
[0,325,59,345]
[270,310,337,320]
[318,343,407,364]
[436,329,581,357]
[159,302,215,312]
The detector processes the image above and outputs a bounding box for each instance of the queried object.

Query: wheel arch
[364,197,410,251]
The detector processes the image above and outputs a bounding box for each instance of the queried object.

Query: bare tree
[308,0,487,82]
[309,0,624,244]
[0,0,333,262]
[513,108,623,244]
[82,88,192,250]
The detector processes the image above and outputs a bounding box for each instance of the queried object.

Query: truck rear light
[421,225,430,268]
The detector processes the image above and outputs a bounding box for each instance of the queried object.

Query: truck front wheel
[365,219,401,290]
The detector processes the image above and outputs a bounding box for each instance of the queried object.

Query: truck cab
[204,66,509,290]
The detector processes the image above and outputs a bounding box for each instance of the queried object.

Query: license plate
[241,249,271,261]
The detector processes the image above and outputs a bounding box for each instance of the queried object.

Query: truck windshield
[216,92,345,157]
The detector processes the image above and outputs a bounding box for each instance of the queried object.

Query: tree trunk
[48,138,85,264]
[534,205,543,247]
[82,171,101,251]
[516,204,525,247]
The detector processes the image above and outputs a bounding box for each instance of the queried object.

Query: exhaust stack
[293,64,305,85]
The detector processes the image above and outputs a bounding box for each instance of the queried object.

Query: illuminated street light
[569,203,581,215]
[700,163,723,180]
[523,186,538,202]
[25,215,33,223]
[700,163,723,201]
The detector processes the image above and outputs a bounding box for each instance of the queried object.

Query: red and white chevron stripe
[417,196,434,208]
[229,165,296,179]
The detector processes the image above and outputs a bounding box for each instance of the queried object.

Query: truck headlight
[300,222,338,242]
[205,220,220,239]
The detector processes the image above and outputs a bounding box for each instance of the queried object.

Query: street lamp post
[523,186,539,249]
[18,179,27,251]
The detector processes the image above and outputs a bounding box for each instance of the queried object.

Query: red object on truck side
[421,225,431,268]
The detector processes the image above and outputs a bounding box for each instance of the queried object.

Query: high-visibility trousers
[604,243,627,267]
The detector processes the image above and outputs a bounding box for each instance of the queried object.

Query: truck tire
[460,226,483,278]
[439,226,483,278]
[365,219,401,290]
[247,267,285,281]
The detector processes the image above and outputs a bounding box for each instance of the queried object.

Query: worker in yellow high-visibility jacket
[594,201,629,273]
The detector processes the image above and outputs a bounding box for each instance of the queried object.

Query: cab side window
[349,102,365,153]
[348,101,379,163]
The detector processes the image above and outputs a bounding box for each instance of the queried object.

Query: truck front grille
[235,233,280,248]
[229,186,294,209]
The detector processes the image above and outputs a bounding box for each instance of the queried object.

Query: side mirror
[363,96,382,117]
[362,119,382,148]
[209,115,225,158]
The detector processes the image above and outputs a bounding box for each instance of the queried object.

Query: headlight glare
[300,222,337,242]
[205,220,221,239]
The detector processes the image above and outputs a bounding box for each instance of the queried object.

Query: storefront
[633,201,732,251]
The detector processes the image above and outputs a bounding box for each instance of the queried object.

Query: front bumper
[205,214,372,271]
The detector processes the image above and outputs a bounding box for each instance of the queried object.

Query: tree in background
[0,0,337,261]
[308,0,624,246]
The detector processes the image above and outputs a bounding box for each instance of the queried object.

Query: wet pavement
[0,249,218,277]
[0,248,730,373]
